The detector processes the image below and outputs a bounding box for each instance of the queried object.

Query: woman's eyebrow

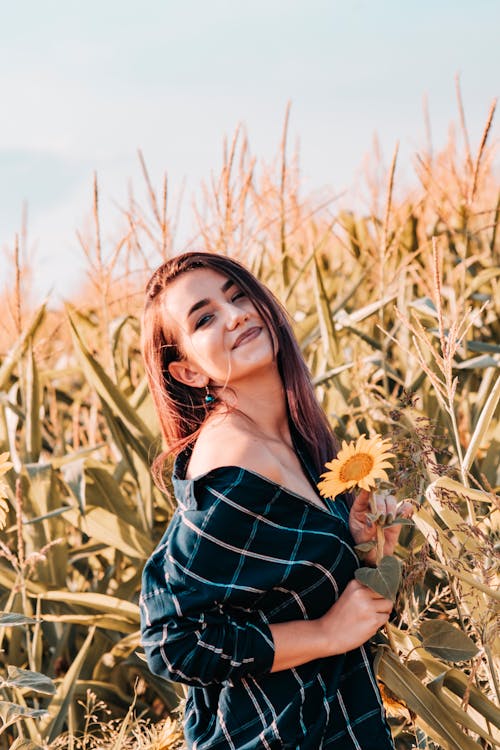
[186,279,235,319]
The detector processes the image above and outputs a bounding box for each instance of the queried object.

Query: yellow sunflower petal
[0,452,13,478]
[317,434,394,499]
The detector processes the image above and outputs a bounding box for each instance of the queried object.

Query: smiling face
[161,267,276,390]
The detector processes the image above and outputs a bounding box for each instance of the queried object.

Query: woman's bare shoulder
[186,413,279,482]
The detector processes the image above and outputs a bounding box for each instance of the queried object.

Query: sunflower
[318,435,395,499]
[0,451,13,530]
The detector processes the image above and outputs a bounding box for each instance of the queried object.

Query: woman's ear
[168,360,207,388]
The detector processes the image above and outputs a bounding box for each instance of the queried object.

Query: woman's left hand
[348,489,413,565]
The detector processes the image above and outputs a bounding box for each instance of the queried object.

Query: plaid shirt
[140,437,394,750]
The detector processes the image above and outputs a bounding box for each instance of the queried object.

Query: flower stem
[376,525,385,565]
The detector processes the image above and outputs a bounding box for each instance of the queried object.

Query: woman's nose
[224,303,249,329]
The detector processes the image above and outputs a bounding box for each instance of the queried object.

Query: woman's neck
[214,367,291,443]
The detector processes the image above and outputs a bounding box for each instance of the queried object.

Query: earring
[205,385,215,404]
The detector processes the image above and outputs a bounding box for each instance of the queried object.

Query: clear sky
[1,0,499,302]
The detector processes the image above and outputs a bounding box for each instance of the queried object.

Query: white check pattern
[140,444,394,750]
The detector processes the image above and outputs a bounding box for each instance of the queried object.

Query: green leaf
[427,671,499,744]
[312,255,338,363]
[408,296,438,319]
[25,342,42,463]
[419,620,479,662]
[39,626,95,742]
[355,555,401,601]
[455,354,499,369]
[0,612,38,626]
[66,310,154,463]
[462,373,500,472]
[0,701,47,723]
[64,505,154,559]
[422,665,500,729]
[10,740,45,750]
[333,293,397,329]
[3,666,56,695]
[377,649,481,750]
[354,541,376,553]
[406,659,427,679]
[39,590,140,623]
[467,340,500,353]
[41,613,138,634]
[0,304,46,392]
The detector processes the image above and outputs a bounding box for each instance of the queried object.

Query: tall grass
[0,95,499,749]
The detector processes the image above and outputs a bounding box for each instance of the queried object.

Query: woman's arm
[269,579,392,672]
[140,525,276,687]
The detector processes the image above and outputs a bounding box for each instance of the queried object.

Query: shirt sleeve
[140,476,278,686]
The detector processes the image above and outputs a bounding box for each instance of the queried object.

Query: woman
[140,251,406,749]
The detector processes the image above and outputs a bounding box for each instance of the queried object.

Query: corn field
[0,98,499,749]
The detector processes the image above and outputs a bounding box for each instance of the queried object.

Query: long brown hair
[141,252,337,483]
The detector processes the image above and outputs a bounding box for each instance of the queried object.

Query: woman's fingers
[396,500,414,518]
[352,488,371,513]
[373,491,397,518]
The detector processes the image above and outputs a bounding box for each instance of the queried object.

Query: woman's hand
[349,489,413,565]
[318,579,393,654]
[270,579,394,671]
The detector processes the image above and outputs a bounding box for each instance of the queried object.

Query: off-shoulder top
[140,435,394,749]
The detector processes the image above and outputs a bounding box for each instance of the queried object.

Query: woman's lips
[232,326,261,348]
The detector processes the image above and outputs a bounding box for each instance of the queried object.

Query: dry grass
[0,91,498,748]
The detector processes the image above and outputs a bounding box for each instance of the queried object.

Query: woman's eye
[231,291,246,302]
[194,314,213,330]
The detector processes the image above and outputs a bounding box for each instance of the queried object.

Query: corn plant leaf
[427,672,499,744]
[98,400,152,531]
[63,505,153,560]
[25,342,42,463]
[426,476,493,504]
[23,464,69,588]
[41,613,138,634]
[0,562,46,595]
[67,310,154,460]
[466,265,500,295]
[408,296,439,319]
[0,612,38,626]
[0,304,46,392]
[463,373,500,472]
[421,664,500,729]
[10,740,45,750]
[354,555,401,601]
[419,620,479,662]
[39,626,95,742]
[39,590,140,623]
[103,389,154,474]
[22,506,73,525]
[467,340,500,353]
[80,458,145,530]
[377,649,480,750]
[333,292,397,328]
[406,659,427,679]
[455,354,499,369]
[3,666,56,695]
[392,631,500,735]
[312,255,338,362]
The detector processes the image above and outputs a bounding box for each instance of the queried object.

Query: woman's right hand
[318,579,393,655]
[269,579,393,672]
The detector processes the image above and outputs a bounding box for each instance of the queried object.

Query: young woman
[140,251,408,749]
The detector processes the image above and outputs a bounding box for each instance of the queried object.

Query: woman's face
[161,267,276,389]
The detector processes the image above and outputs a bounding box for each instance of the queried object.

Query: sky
[1,0,499,303]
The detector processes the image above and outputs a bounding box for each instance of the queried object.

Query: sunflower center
[338,453,374,482]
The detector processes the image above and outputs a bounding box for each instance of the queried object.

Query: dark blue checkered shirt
[140,440,394,749]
